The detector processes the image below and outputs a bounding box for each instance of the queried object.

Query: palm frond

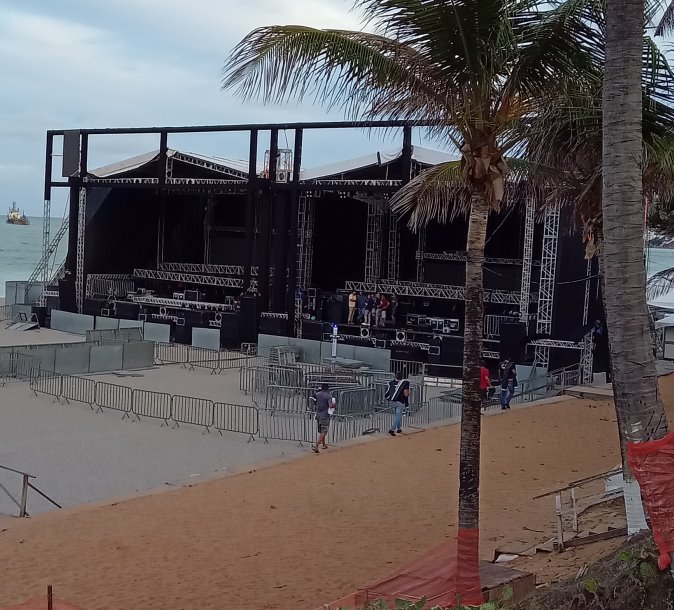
[655,0,674,35]
[222,26,449,123]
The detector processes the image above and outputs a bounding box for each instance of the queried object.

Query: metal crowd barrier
[61,374,96,409]
[334,386,377,415]
[258,409,314,444]
[29,369,62,399]
[0,354,37,385]
[95,381,133,417]
[187,346,221,373]
[389,359,425,378]
[213,402,259,439]
[172,395,215,431]
[265,384,312,413]
[154,342,189,366]
[131,389,172,425]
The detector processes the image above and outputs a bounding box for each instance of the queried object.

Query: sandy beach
[0,375,672,610]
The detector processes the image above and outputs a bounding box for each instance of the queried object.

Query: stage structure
[35,121,600,377]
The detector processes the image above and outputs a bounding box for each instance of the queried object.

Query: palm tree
[603,0,672,543]
[525,7,674,532]
[222,1,595,602]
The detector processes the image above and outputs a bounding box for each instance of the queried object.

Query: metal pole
[555,492,564,551]
[19,474,28,518]
[48,585,53,610]
[571,487,578,532]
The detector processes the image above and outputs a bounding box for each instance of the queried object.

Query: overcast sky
[0,0,418,216]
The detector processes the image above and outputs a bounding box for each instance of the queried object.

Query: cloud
[0,1,384,214]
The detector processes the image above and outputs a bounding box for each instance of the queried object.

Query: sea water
[0,219,672,298]
[0,217,67,298]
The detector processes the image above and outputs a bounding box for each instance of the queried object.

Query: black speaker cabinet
[31,306,48,327]
[220,313,241,349]
[499,322,527,362]
[240,295,259,344]
[116,301,141,320]
[259,316,287,337]
[301,320,324,342]
[58,278,76,313]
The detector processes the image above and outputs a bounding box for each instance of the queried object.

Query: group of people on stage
[348,291,398,327]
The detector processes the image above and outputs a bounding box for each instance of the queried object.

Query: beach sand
[0,378,673,609]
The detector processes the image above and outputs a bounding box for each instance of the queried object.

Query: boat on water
[6,202,29,225]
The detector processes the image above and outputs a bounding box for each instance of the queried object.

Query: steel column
[519,198,535,322]
[75,187,87,313]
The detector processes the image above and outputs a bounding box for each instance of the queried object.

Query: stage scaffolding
[364,198,385,282]
[534,204,561,368]
[519,198,536,323]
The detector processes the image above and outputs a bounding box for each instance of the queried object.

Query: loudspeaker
[174,322,192,345]
[116,301,141,320]
[83,297,107,317]
[324,295,344,324]
[360,326,370,338]
[183,309,207,326]
[31,306,47,327]
[499,322,527,362]
[58,278,76,313]
[260,316,287,337]
[240,295,259,344]
[220,313,241,348]
[302,320,324,341]
[46,295,60,311]
[395,329,407,341]
[185,290,200,302]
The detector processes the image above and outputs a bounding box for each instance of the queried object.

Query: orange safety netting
[320,528,483,609]
[627,431,674,570]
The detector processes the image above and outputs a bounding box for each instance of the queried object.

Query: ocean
[0,217,67,298]
[0,220,672,298]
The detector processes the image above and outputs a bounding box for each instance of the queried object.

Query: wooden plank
[564,527,627,548]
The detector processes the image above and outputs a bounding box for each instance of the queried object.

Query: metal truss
[311,179,402,188]
[42,199,51,284]
[167,178,248,186]
[212,225,246,233]
[157,262,275,277]
[85,177,160,185]
[534,205,561,368]
[365,200,385,282]
[26,215,69,297]
[260,312,288,320]
[528,339,582,349]
[345,279,536,304]
[388,212,400,280]
[171,151,249,179]
[133,268,255,289]
[580,331,594,385]
[416,228,426,282]
[520,198,535,322]
[86,274,135,298]
[296,195,315,337]
[128,295,235,312]
[75,188,87,313]
[415,251,541,266]
[483,350,500,360]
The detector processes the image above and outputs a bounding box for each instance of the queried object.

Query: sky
[0,0,417,216]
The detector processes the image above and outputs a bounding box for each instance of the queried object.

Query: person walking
[385,371,410,436]
[499,360,517,410]
[348,290,357,324]
[310,383,336,453]
[356,291,366,323]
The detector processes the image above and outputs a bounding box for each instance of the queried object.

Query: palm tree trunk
[603,0,668,525]
[455,189,488,605]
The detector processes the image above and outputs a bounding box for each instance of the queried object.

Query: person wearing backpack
[385,371,410,436]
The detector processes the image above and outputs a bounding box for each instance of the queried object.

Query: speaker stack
[499,322,527,362]
[301,320,325,341]
[116,301,141,320]
[259,315,287,337]
[240,295,259,344]
[220,312,241,348]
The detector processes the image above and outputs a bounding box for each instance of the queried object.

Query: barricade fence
[28,364,582,445]
[0,354,38,384]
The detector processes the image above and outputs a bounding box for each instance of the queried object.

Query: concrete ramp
[6,322,39,332]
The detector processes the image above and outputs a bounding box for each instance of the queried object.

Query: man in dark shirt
[499,360,517,410]
[310,383,335,453]
[385,371,410,435]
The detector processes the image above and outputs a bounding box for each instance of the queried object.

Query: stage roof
[88,145,459,180]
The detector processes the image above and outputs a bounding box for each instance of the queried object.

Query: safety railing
[484,315,514,338]
[389,359,425,378]
[29,368,63,398]
[0,463,61,518]
[0,353,38,385]
[213,402,259,439]
[258,408,314,444]
[154,342,190,366]
[132,389,172,425]
[172,395,215,431]
[95,381,133,416]
[61,374,96,409]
